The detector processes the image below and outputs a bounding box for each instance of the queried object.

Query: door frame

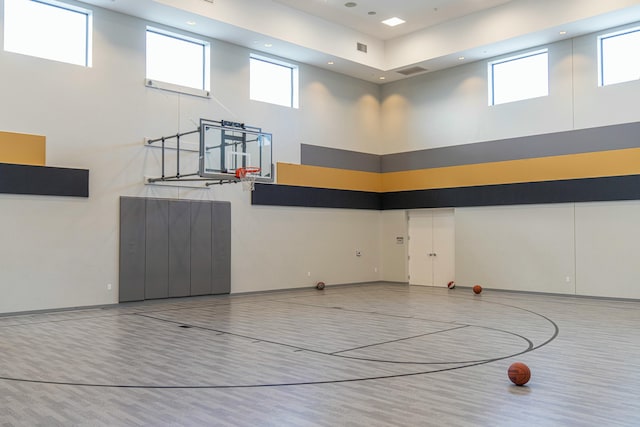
[406,208,455,287]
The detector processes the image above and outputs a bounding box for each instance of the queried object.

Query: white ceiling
[272,0,514,40]
[81,0,640,84]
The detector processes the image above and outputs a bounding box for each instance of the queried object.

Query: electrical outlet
[107,283,112,291]
[374,267,378,273]
[307,272,311,277]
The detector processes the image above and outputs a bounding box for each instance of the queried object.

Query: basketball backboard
[199,119,273,182]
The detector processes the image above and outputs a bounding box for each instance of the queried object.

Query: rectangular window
[250,54,299,108]
[598,27,640,87]
[3,0,92,67]
[488,49,548,106]
[146,27,210,97]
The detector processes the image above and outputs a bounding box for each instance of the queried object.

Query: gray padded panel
[119,197,232,301]
[145,199,169,299]
[190,201,213,296]
[212,202,231,295]
[168,200,191,298]
[119,197,146,302]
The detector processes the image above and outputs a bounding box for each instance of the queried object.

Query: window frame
[597,26,640,87]
[249,53,299,109]
[145,26,211,98]
[487,48,549,106]
[3,0,93,67]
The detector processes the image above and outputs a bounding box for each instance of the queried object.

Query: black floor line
[330,325,470,355]
[0,292,559,390]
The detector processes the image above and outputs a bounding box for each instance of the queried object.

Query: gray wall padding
[119,197,231,302]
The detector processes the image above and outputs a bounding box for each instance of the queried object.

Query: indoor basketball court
[1,284,640,425]
[2,0,640,425]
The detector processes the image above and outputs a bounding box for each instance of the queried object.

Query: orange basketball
[508,362,531,386]
[473,285,483,294]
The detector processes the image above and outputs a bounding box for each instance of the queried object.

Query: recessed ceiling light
[328,61,334,65]
[458,56,465,60]
[264,43,273,47]
[344,2,357,7]
[382,17,406,27]
[559,31,567,35]
[379,76,386,80]
[186,20,196,26]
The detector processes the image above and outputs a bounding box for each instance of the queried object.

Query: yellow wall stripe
[277,162,382,192]
[279,147,640,192]
[0,131,46,166]
[382,147,640,191]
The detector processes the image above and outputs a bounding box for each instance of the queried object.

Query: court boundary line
[0,287,559,389]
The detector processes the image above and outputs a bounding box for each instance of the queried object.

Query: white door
[408,209,455,287]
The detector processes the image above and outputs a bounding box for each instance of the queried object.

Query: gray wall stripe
[301,144,381,173]
[301,122,640,173]
[382,122,640,172]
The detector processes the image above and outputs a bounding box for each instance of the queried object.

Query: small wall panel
[190,201,213,296]
[212,202,231,295]
[168,200,191,298]
[119,197,146,302]
[145,199,169,299]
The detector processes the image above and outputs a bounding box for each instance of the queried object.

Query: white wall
[382,22,640,298]
[455,202,640,299]
[455,204,577,294]
[572,23,640,128]
[575,201,640,299]
[235,206,381,292]
[381,24,640,153]
[0,3,384,313]
[380,40,574,154]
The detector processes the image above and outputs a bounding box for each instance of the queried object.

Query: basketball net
[235,167,261,191]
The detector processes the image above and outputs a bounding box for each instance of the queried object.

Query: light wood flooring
[1,283,639,426]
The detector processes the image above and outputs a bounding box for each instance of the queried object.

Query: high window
[250,54,299,108]
[598,27,640,87]
[3,0,92,67]
[488,49,548,106]
[146,27,210,97]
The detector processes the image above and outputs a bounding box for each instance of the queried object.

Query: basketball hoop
[235,167,261,191]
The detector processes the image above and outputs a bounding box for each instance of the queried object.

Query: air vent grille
[396,66,428,76]
[357,42,368,53]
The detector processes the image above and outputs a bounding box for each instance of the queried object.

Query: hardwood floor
[1,283,638,426]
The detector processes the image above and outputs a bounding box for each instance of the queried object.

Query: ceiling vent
[396,66,428,76]
[356,42,368,53]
